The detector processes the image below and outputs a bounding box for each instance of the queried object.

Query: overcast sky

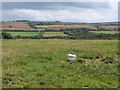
[1,2,118,23]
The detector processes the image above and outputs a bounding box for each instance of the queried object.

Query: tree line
[1,28,118,40]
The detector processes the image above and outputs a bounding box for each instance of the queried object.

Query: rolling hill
[0,22,33,31]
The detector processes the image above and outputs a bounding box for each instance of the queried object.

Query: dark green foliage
[63,28,118,40]
[2,32,12,39]
[1,27,118,39]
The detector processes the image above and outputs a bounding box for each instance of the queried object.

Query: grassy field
[90,31,118,34]
[7,32,39,36]
[36,25,54,30]
[43,32,67,37]
[5,32,67,37]
[36,25,97,30]
[2,40,118,88]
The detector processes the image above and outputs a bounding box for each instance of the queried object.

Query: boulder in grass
[68,54,76,62]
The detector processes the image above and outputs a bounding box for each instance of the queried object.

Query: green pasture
[43,32,67,37]
[2,40,118,88]
[7,32,39,36]
[4,32,67,37]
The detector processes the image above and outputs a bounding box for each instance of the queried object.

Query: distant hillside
[36,25,97,31]
[91,22,118,26]
[100,26,118,30]
[0,22,33,31]
[0,21,118,31]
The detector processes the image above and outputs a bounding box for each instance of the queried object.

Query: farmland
[1,22,118,40]
[1,1,119,89]
[43,32,67,37]
[1,21,119,88]
[99,26,118,30]
[6,32,39,36]
[0,22,97,31]
[0,22,33,31]
[1,32,68,37]
[2,39,118,88]
[36,25,97,31]
[0,21,118,31]
[90,31,119,34]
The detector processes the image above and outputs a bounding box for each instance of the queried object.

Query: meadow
[5,32,67,37]
[7,32,39,36]
[2,39,118,88]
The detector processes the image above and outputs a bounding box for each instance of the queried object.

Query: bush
[2,32,12,39]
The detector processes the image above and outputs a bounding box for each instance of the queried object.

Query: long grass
[2,40,118,88]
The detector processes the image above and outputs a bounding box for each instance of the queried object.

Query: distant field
[36,25,97,30]
[100,26,118,30]
[4,32,67,37]
[43,32,67,37]
[7,32,39,36]
[36,25,57,28]
[2,40,118,88]
[0,22,33,30]
[90,31,118,34]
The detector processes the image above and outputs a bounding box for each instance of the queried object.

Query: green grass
[36,25,53,30]
[5,32,67,37]
[90,31,118,34]
[36,25,55,28]
[2,40,118,88]
[43,32,67,37]
[7,32,39,36]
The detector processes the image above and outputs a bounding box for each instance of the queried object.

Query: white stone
[68,54,76,61]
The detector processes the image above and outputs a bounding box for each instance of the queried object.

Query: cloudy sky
[1,1,118,23]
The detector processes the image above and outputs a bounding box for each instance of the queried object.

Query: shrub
[2,32,12,39]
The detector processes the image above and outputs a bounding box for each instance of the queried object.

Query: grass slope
[2,40,118,88]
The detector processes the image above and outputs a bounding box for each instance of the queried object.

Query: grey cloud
[2,2,110,10]
[1,2,117,22]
